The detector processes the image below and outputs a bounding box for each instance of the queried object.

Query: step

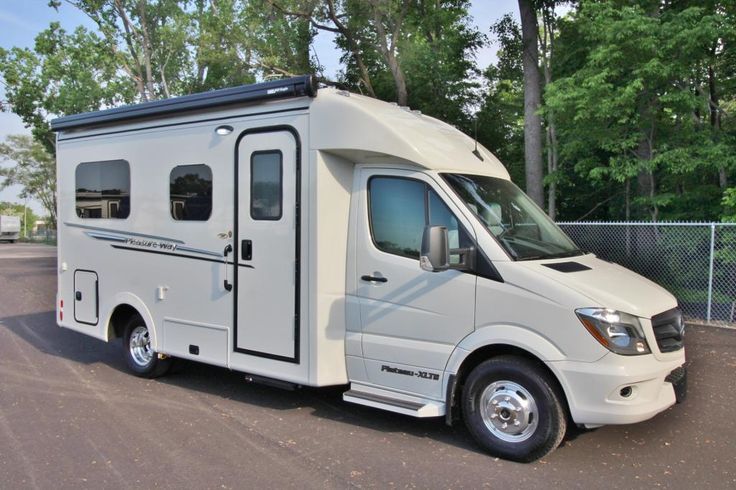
[343,385,445,418]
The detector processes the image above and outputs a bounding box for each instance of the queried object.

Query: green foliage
[0,22,134,154]
[1,0,735,223]
[542,1,736,221]
[0,135,57,228]
[334,0,482,128]
[476,14,524,185]
[724,188,736,222]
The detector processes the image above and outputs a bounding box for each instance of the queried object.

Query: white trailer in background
[0,215,21,242]
[52,76,686,462]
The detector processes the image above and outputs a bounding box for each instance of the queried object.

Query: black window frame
[169,163,213,222]
[75,159,131,220]
[250,150,283,221]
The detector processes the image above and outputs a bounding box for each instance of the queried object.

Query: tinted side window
[369,177,426,259]
[75,160,130,219]
[251,151,282,220]
[170,164,212,221]
[428,190,473,264]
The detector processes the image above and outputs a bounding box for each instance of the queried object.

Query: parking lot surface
[1,243,735,489]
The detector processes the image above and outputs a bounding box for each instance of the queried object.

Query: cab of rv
[328,86,684,430]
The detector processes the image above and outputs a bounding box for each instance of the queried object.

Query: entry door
[235,129,299,361]
[356,169,477,399]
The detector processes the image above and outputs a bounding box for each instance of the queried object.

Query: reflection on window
[369,178,426,258]
[429,190,473,264]
[369,177,472,260]
[170,164,212,221]
[251,151,282,220]
[443,173,580,261]
[75,160,130,219]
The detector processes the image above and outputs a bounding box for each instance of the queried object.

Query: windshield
[442,173,582,261]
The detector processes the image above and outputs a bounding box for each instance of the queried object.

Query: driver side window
[368,176,472,261]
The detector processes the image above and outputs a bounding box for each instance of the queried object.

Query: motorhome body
[52,76,686,462]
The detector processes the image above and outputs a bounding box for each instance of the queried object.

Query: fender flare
[103,292,159,350]
[441,324,567,425]
[445,324,565,376]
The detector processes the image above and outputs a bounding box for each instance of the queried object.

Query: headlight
[576,308,650,356]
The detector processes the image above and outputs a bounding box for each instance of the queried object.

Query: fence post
[707,224,716,323]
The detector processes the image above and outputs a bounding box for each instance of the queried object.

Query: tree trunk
[371,1,410,106]
[540,7,559,220]
[546,125,557,220]
[635,137,657,222]
[137,0,156,99]
[708,64,728,189]
[518,0,544,206]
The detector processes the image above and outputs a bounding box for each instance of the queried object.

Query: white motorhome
[53,76,686,462]
[0,215,21,242]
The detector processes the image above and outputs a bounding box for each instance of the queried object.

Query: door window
[368,176,472,261]
[251,151,283,220]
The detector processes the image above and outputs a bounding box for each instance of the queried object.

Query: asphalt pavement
[1,242,735,489]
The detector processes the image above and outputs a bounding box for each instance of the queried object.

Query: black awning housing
[51,75,318,132]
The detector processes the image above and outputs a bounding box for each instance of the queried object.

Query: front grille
[651,308,685,353]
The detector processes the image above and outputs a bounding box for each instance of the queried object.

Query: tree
[476,14,525,185]
[518,0,544,206]
[539,0,561,219]
[0,135,57,228]
[0,22,134,154]
[546,1,735,221]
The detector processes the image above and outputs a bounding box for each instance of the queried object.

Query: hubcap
[129,325,153,367]
[479,380,538,443]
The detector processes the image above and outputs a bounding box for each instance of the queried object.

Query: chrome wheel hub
[129,325,153,367]
[479,380,538,443]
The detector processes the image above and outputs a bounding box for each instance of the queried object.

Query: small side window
[75,160,130,219]
[251,151,282,220]
[170,164,212,221]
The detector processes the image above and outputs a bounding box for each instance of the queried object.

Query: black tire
[122,314,171,378]
[461,356,567,462]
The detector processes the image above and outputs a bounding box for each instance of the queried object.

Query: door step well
[343,384,445,418]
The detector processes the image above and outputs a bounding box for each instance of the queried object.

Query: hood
[515,254,677,319]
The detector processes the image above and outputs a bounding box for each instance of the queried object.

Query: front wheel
[461,356,567,462]
[123,314,171,378]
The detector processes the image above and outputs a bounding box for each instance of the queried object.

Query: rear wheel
[461,356,567,462]
[123,314,171,378]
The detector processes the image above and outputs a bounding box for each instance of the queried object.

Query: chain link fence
[558,222,736,327]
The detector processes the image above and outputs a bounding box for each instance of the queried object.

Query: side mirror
[420,226,450,272]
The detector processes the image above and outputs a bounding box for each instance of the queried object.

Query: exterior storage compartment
[74,270,98,325]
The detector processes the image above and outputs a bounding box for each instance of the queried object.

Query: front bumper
[548,352,686,426]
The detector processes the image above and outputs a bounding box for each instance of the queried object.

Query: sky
[0,0,520,215]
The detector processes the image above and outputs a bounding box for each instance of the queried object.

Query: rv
[52,76,686,462]
[0,215,21,242]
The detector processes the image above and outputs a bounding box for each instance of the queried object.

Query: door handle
[241,239,252,261]
[361,275,388,283]
[223,244,233,292]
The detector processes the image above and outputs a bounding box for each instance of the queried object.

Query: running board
[343,384,445,418]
